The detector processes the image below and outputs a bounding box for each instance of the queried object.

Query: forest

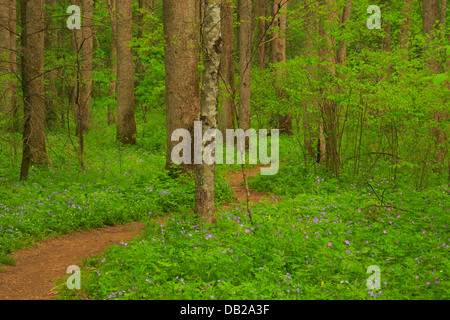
[0,0,449,301]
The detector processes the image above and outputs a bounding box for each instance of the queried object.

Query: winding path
[0,167,277,300]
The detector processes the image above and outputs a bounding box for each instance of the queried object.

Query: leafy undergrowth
[57,165,449,300]
[0,116,234,265]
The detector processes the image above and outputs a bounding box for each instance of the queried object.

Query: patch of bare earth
[0,221,144,300]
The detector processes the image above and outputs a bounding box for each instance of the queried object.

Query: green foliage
[59,164,449,299]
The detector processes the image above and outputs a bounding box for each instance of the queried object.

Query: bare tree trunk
[423,0,441,73]
[399,0,412,52]
[218,0,235,132]
[75,0,93,135]
[318,0,340,175]
[0,1,10,108]
[442,0,449,70]
[106,0,117,125]
[163,0,201,173]
[272,0,292,135]
[195,0,222,224]
[135,0,153,109]
[424,0,446,165]
[44,0,59,127]
[301,0,318,158]
[380,0,391,52]
[256,0,267,68]
[20,0,47,180]
[81,0,93,131]
[0,0,18,131]
[116,0,137,144]
[9,0,18,131]
[238,0,252,136]
[337,0,353,64]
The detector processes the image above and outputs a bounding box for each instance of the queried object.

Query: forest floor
[0,166,275,300]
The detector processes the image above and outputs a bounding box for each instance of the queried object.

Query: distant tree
[272,0,292,135]
[75,0,94,135]
[399,0,412,53]
[0,0,18,131]
[106,0,117,125]
[423,0,446,164]
[218,0,235,132]
[116,0,137,144]
[44,0,59,127]
[135,0,153,109]
[238,0,252,136]
[256,0,267,68]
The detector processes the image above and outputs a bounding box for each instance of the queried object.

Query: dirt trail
[0,166,277,300]
[223,166,279,209]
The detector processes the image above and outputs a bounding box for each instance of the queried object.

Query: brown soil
[0,222,144,300]
[223,166,279,209]
[0,166,276,300]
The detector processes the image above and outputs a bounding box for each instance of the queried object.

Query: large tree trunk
[44,0,59,127]
[116,0,137,144]
[195,0,222,224]
[218,0,235,132]
[163,0,201,173]
[20,0,47,180]
[272,0,292,135]
[238,0,253,136]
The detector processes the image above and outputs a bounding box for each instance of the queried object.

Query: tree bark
[20,0,47,180]
[116,0,137,144]
[163,0,201,173]
[0,0,18,131]
[301,0,318,159]
[423,0,441,73]
[44,0,59,127]
[399,0,412,53]
[218,0,235,132]
[106,0,117,125]
[380,0,391,52]
[238,0,253,136]
[272,0,292,135]
[135,0,153,108]
[318,0,340,175]
[424,0,446,164]
[256,0,267,68]
[75,0,93,135]
[195,0,222,224]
